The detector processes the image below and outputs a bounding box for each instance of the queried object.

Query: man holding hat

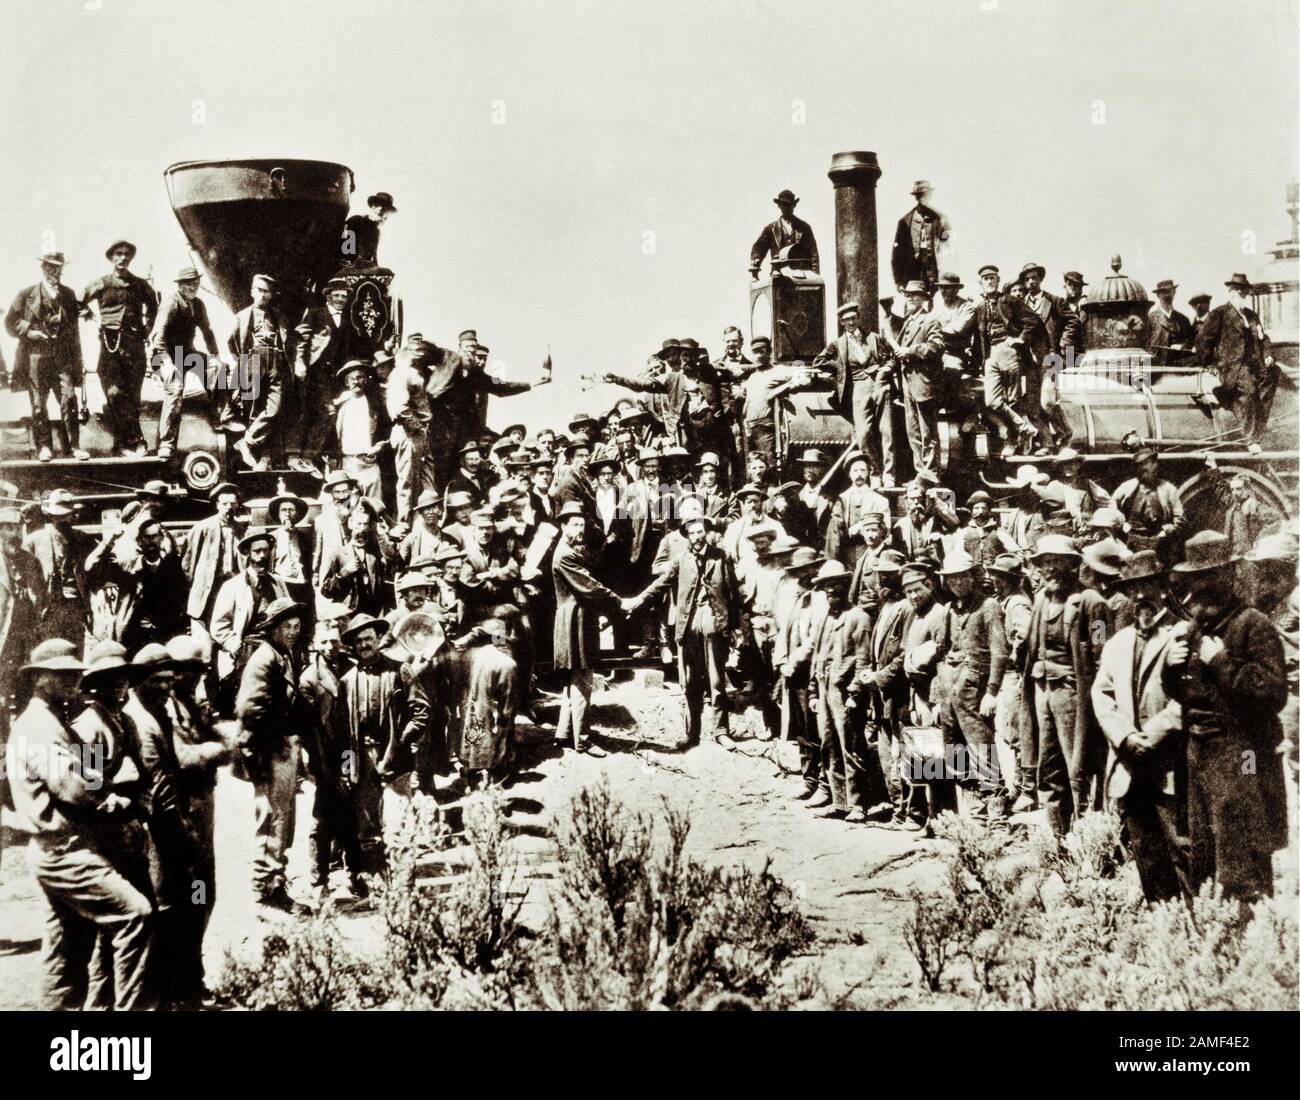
[234,597,310,912]
[1019,534,1112,835]
[812,301,892,479]
[227,274,296,471]
[6,640,155,1008]
[6,251,88,461]
[1193,273,1277,453]
[342,191,396,268]
[890,181,948,293]
[148,265,220,459]
[81,240,158,457]
[1165,532,1288,902]
[749,188,819,279]
[1090,550,1191,903]
[1147,279,1193,367]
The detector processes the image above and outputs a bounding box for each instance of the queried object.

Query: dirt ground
[2,672,1295,1010]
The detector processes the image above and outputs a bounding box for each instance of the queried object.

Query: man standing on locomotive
[1194,272,1277,454]
[227,274,296,471]
[148,266,220,460]
[812,301,895,486]
[81,239,158,457]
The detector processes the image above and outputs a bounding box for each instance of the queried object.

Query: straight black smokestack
[828,151,882,334]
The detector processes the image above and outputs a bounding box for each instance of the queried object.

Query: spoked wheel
[1177,464,1293,537]
[182,449,222,495]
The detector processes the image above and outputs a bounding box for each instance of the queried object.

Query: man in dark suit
[1147,279,1194,367]
[886,282,945,480]
[1188,293,1212,343]
[292,277,353,470]
[148,265,220,459]
[181,482,244,640]
[1018,262,1072,447]
[5,252,88,461]
[631,514,745,746]
[341,191,396,268]
[890,181,949,292]
[22,489,90,645]
[227,274,296,470]
[813,300,894,484]
[749,189,819,278]
[1194,273,1277,453]
[320,509,395,617]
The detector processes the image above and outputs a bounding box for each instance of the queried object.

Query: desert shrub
[376,791,531,1009]
[529,779,812,1010]
[902,884,965,992]
[211,906,386,1011]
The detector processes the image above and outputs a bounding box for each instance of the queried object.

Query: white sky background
[1,0,1297,434]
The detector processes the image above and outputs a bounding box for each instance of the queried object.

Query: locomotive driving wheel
[1177,464,1293,539]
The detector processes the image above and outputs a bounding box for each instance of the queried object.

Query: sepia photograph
[0,0,1296,1075]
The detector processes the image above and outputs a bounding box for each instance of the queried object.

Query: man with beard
[793,449,834,539]
[333,359,389,503]
[959,490,1000,589]
[1017,262,1072,448]
[1244,532,1298,776]
[6,251,89,461]
[1165,532,1288,902]
[551,503,629,756]
[813,301,893,483]
[712,325,752,474]
[210,530,290,692]
[632,514,743,747]
[299,618,367,901]
[7,640,154,1009]
[113,516,188,651]
[1111,446,1186,564]
[268,491,313,612]
[900,562,954,834]
[1223,475,1269,558]
[312,470,358,584]
[827,456,890,572]
[81,240,158,457]
[892,480,957,565]
[320,508,395,618]
[1040,447,1110,533]
[24,489,90,645]
[455,509,520,627]
[1019,534,1111,836]
[1188,293,1212,343]
[227,274,296,471]
[447,440,494,505]
[148,266,220,460]
[1090,551,1191,903]
[986,554,1036,812]
[935,549,1010,820]
[1147,279,1194,368]
[1194,273,1278,454]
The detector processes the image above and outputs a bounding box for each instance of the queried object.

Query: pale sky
[2,0,1296,433]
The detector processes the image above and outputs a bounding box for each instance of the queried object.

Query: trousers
[902,391,939,478]
[680,627,730,743]
[251,737,300,895]
[851,379,896,481]
[97,332,147,450]
[27,359,80,452]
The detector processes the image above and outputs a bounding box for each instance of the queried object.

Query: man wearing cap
[974,274,1045,454]
[235,597,310,912]
[1188,293,1212,344]
[333,357,389,502]
[1146,279,1194,368]
[7,640,155,1008]
[22,490,89,645]
[181,482,244,641]
[6,252,89,461]
[81,240,157,457]
[1111,446,1185,563]
[890,181,949,293]
[1194,274,1277,453]
[211,529,291,693]
[320,508,395,618]
[827,455,890,572]
[148,266,220,459]
[632,514,744,747]
[342,192,396,268]
[846,511,890,606]
[812,301,893,481]
[883,281,945,479]
[959,490,1000,587]
[1164,532,1287,902]
[935,550,1009,820]
[227,274,296,470]
[749,189,819,278]
[1019,534,1112,835]
[1090,551,1191,902]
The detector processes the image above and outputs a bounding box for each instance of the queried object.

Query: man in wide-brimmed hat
[210,528,290,693]
[332,356,388,502]
[22,489,89,645]
[6,250,89,461]
[1111,444,1186,563]
[1147,278,1194,367]
[7,639,156,1009]
[82,239,157,457]
[342,191,397,268]
[749,188,819,279]
[982,552,1036,810]
[1193,273,1277,452]
[773,546,828,800]
[233,597,310,913]
[890,180,948,293]
[1089,549,1192,903]
[148,265,220,459]
[267,488,312,607]
[1244,530,1298,773]
[1018,534,1112,836]
[930,272,977,385]
[1163,530,1288,901]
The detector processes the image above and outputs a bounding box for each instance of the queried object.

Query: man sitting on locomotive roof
[750,189,819,279]
[1193,272,1277,455]
[149,266,220,460]
[6,251,89,461]
[342,191,395,268]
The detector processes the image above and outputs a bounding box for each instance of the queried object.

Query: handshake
[619,594,644,614]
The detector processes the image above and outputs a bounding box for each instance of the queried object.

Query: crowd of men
[0,185,1294,1012]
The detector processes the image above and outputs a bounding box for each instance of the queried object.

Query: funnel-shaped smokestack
[828,151,882,333]
[164,158,354,316]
